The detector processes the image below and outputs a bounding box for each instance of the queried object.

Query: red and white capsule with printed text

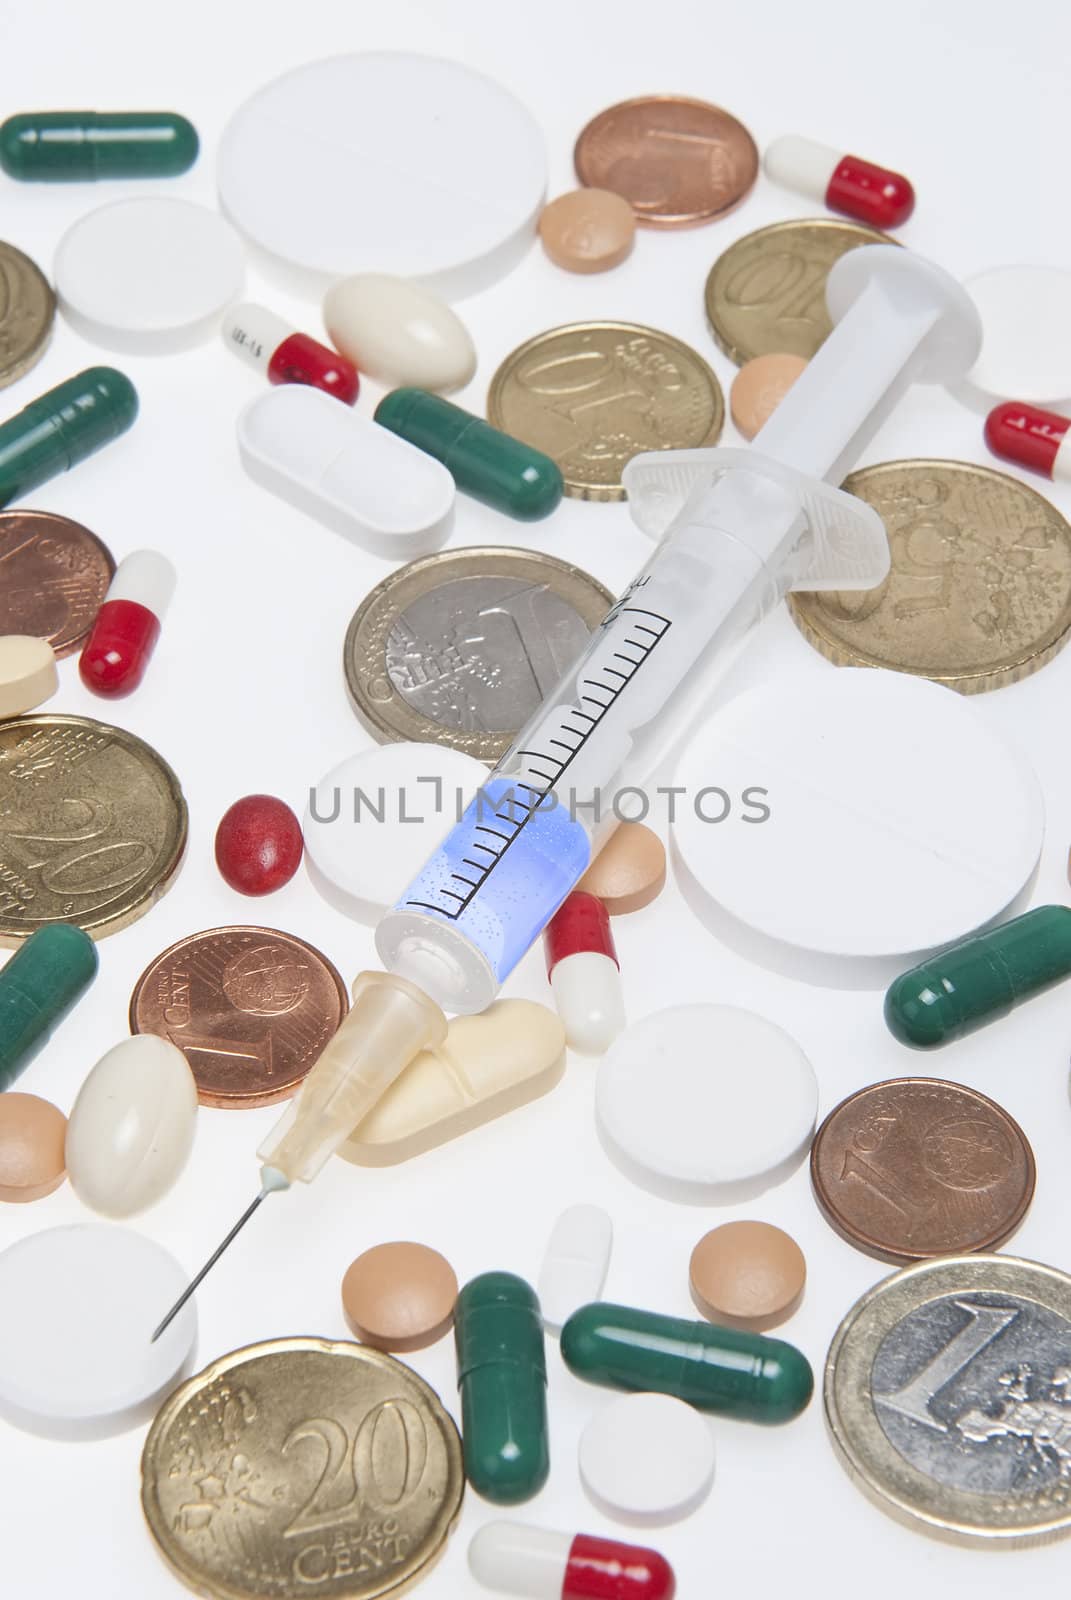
[469,1521,676,1600]
[764,136,915,229]
[544,890,625,1056]
[78,550,175,698]
[984,401,1071,483]
[223,303,360,405]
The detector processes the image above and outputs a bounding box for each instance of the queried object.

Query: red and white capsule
[469,1522,676,1600]
[985,401,1071,483]
[544,890,625,1056]
[78,550,175,698]
[764,136,915,230]
[223,303,360,405]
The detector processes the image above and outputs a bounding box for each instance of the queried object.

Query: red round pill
[214,795,304,895]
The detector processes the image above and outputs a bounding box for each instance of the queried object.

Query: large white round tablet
[217,54,547,298]
[672,669,1043,959]
[579,1393,715,1523]
[596,1005,818,1202]
[0,1225,196,1437]
[965,266,1071,402]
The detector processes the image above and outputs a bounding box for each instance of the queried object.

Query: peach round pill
[539,189,636,274]
[689,1220,806,1331]
[577,822,666,914]
[730,353,808,440]
[341,1241,458,1352]
[0,1093,67,1202]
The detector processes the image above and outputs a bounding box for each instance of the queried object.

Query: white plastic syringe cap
[826,245,982,384]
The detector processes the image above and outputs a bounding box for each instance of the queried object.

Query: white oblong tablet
[538,1203,613,1331]
[0,1225,196,1438]
[54,198,245,355]
[672,669,1044,960]
[595,1005,818,1203]
[0,635,58,718]
[579,1393,715,1524]
[238,386,454,558]
[966,265,1071,402]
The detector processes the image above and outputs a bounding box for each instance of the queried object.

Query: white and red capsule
[469,1522,676,1600]
[985,401,1071,483]
[544,890,625,1056]
[764,136,915,230]
[78,550,175,698]
[223,303,360,405]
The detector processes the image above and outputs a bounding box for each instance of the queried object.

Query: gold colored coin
[704,217,892,365]
[0,713,186,942]
[141,1337,464,1600]
[487,321,723,500]
[789,460,1071,692]
[0,240,55,388]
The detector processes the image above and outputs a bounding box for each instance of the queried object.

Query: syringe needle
[150,1188,270,1343]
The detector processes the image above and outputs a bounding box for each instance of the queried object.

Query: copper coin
[129,926,348,1108]
[0,510,114,657]
[574,95,758,228]
[811,1077,1035,1263]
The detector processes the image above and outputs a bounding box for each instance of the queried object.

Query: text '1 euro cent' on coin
[0,239,55,388]
[826,1255,1071,1545]
[811,1078,1036,1264]
[789,459,1071,692]
[0,510,114,656]
[0,713,186,943]
[141,1337,464,1600]
[704,217,893,365]
[130,926,348,1108]
[574,96,758,227]
[344,546,615,763]
[488,323,723,501]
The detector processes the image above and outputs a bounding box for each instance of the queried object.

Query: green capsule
[0,367,138,508]
[560,1301,813,1425]
[885,903,1071,1049]
[0,112,198,181]
[454,1270,549,1503]
[375,389,563,521]
[0,925,98,1091]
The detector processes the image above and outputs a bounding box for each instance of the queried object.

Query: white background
[2,1,1071,1595]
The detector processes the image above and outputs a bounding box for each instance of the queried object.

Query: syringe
[153,246,981,1339]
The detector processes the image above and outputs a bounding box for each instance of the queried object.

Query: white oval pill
[0,635,58,719]
[65,1036,198,1218]
[538,1203,613,1331]
[324,274,477,393]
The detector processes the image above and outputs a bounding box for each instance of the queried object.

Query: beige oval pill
[341,1241,458,1351]
[689,1220,806,1331]
[0,1093,68,1202]
[730,353,809,441]
[539,189,636,274]
[0,636,58,719]
[577,822,666,914]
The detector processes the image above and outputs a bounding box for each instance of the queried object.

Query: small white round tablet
[578,1393,715,1524]
[965,266,1071,402]
[305,742,488,921]
[0,1225,196,1438]
[672,670,1043,960]
[55,198,244,354]
[596,1006,818,1203]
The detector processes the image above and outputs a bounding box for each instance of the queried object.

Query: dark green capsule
[560,1301,813,1425]
[0,925,98,1091]
[885,903,1071,1049]
[0,367,138,508]
[454,1270,549,1503]
[375,388,563,521]
[0,112,198,181]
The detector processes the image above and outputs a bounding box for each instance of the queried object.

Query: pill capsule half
[885,903,1071,1049]
[375,389,564,521]
[544,891,625,1054]
[764,135,915,229]
[984,401,1071,483]
[223,303,359,406]
[0,111,198,181]
[469,1522,676,1600]
[455,1271,550,1503]
[0,366,138,508]
[0,925,98,1092]
[78,550,175,697]
[560,1301,814,1424]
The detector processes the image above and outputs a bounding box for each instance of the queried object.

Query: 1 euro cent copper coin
[0,511,114,657]
[130,926,348,1108]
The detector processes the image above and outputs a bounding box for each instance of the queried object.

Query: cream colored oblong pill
[65,1036,198,1218]
[0,636,58,719]
[538,1203,613,1331]
[340,999,565,1166]
[323,273,477,393]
